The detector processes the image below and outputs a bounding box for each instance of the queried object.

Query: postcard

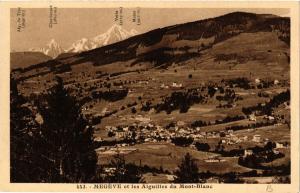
[0,1,299,192]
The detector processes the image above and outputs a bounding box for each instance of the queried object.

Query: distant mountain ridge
[10,52,52,69]
[13,12,290,79]
[29,39,63,59]
[28,24,138,58]
[66,24,138,53]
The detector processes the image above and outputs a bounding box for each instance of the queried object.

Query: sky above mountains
[10,8,289,52]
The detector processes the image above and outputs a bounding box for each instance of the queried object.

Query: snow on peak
[45,39,63,58]
[66,38,97,53]
[67,25,139,53]
[48,38,58,46]
[30,38,63,58]
[29,25,139,56]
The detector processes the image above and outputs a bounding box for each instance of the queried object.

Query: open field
[98,142,254,174]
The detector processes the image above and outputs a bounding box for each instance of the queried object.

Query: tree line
[11,76,97,182]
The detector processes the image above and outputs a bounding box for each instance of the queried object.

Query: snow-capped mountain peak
[66,38,97,53]
[44,39,63,58]
[93,24,137,46]
[30,38,63,58]
[29,25,139,56]
[67,24,139,53]
[47,38,59,47]
[104,24,132,41]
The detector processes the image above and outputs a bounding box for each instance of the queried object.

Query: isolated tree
[195,142,210,152]
[171,137,194,147]
[131,107,137,114]
[109,153,127,182]
[264,141,276,151]
[108,153,141,183]
[221,172,244,183]
[175,153,199,183]
[36,76,97,182]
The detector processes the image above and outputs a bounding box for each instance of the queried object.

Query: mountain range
[29,24,138,59]
[29,39,63,58]
[66,24,138,53]
[12,12,290,77]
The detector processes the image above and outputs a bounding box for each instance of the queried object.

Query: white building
[172,82,183,88]
[275,142,285,148]
[160,83,169,89]
[244,149,253,156]
[252,135,261,142]
[268,116,275,121]
[249,114,257,121]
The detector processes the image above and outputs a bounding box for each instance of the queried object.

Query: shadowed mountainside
[11,12,290,80]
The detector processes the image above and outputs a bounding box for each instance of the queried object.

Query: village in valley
[11,11,291,183]
[88,75,290,183]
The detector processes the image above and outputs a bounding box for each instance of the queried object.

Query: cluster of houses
[102,117,286,148]
[160,82,183,89]
[248,114,278,122]
[105,124,172,143]
[243,141,289,157]
[254,78,280,85]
